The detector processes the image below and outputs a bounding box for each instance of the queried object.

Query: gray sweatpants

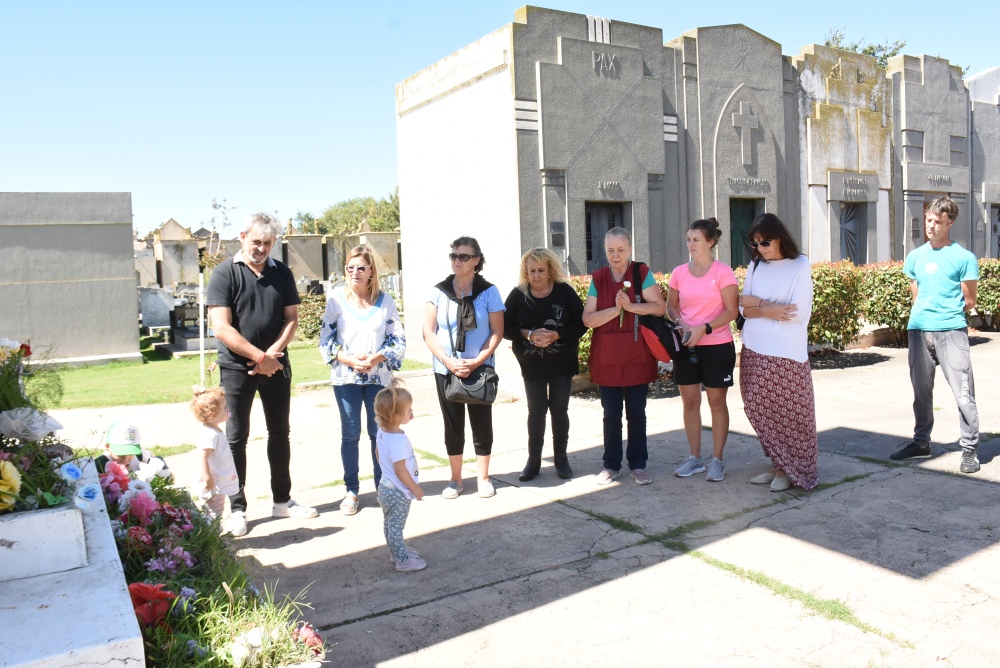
[909,329,979,451]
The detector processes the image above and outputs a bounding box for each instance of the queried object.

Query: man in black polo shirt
[208,212,319,537]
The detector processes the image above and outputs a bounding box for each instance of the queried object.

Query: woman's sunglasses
[749,240,773,249]
[449,253,479,262]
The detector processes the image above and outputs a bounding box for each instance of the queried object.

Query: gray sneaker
[595,468,621,485]
[674,456,706,477]
[442,481,463,499]
[630,468,652,485]
[706,458,725,482]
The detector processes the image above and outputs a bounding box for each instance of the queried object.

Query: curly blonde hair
[374,379,413,430]
[517,247,565,291]
[190,385,226,424]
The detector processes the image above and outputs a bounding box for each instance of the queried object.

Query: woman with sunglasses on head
[423,236,506,499]
[503,248,586,482]
[320,245,406,516]
[667,218,739,483]
[738,213,818,492]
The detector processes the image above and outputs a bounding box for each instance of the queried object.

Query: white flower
[109,520,126,539]
[129,479,152,495]
[623,281,632,289]
[118,489,137,512]
[0,407,62,441]
[136,458,167,482]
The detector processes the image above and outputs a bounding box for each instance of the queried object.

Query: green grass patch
[312,473,374,489]
[586,511,644,535]
[690,550,913,648]
[594,551,610,559]
[54,338,429,409]
[414,448,449,467]
[811,472,872,492]
[149,443,197,458]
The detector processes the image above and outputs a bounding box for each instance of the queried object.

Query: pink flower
[126,526,154,553]
[293,622,324,656]
[129,491,159,526]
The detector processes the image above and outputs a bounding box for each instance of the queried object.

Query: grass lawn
[48,338,429,409]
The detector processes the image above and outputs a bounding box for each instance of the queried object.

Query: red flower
[18,343,31,357]
[125,526,154,553]
[293,622,324,656]
[128,583,176,628]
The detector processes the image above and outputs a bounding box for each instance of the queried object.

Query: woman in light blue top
[320,245,405,515]
[423,236,505,500]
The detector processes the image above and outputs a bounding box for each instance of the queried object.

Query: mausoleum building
[396,6,998,340]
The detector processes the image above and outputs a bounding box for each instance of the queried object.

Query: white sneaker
[272,499,319,519]
[224,511,248,537]
[478,478,495,498]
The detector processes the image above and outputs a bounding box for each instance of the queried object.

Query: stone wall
[0,192,141,362]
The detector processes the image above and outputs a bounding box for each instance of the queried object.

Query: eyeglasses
[749,240,773,249]
[345,265,369,273]
[449,253,479,262]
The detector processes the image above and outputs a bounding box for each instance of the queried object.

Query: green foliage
[860,261,912,344]
[296,294,327,340]
[314,187,400,236]
[824,27,905,69]
[972,258,1000,331]
[809,261,864,349]
[200,198,236,271]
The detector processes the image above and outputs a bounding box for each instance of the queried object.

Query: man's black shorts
[672,341,736,388]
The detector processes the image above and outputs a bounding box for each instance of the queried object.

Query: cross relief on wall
[732,101,758,166]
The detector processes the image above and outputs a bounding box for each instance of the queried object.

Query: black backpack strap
[633,262,644,303]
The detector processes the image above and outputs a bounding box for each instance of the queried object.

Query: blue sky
[1,1,993,236]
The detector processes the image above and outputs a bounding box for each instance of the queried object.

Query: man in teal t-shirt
[890,196,981,473]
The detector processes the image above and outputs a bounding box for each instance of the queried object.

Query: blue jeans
[333,383,383,494]
[599,384,648,471]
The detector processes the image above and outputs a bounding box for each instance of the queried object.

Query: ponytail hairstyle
[689,217,722,249]
[190,385,226,423]
[374,378,413,430]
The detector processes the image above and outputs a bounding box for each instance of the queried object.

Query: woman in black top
[503,248,586,481]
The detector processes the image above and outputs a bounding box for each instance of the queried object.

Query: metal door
[991,205,1000,259]
[839,203,868,264]
[585,203,626,273]
[729,199,757,268]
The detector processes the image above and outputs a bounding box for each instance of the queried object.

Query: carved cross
[732,102,758,166]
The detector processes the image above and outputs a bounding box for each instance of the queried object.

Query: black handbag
[444,305,499,405]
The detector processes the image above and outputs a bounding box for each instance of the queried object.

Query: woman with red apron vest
[583,227,666,485]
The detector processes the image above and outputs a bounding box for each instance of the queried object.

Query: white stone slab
[0,504,87,581]
[0,459,144,667]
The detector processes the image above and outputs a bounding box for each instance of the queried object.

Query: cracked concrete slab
[327,543,920,667]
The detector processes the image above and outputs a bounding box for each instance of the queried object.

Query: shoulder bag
[443,302,499,405]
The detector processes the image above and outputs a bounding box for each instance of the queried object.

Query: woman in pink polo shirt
[666,218,739,482]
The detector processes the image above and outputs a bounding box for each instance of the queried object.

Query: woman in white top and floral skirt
[320,246,406,515]
[738,214,818,492]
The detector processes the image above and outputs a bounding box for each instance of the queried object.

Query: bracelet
[526,329,534,342]
[255,352,266,364]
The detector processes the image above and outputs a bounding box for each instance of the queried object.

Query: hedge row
[566,258,1000,371]
[294,259,1000,369]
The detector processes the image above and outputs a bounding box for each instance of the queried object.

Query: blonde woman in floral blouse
[320,246,405,515]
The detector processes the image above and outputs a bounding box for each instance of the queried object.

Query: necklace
[453,278,473,298]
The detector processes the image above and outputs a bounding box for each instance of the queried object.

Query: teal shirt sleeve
[961,254,979,281]
[641,268,656,291]
[587,281,598,298]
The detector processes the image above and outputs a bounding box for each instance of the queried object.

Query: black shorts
[672,341,736,388]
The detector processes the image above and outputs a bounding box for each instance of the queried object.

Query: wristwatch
[704,323,713,335]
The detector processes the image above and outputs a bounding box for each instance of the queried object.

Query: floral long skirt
[740,347,818,490]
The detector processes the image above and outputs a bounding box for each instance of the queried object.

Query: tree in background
[200,197,236,271]
[824,28,905,70]
[310,187,400,235]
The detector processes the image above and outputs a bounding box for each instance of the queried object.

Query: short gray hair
[242,212,283,239]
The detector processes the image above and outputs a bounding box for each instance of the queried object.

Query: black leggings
[434,372,494,456]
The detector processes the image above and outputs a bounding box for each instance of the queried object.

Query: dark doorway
[729,199,759,268]
[839,203,868,265]
[991,205,1000,259]
[585,202,626,273]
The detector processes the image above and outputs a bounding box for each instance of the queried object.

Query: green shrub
[297,293,327,340]
[808,261,864,349]
[974,258,1000,331]
[860,261,911,345]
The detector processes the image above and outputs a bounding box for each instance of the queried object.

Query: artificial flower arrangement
[101,453,325,666]
[0,338,84,514]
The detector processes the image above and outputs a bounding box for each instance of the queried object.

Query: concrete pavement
[49,333,1000,667]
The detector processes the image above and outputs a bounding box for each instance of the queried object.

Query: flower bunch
[0,339,32,412]
[0,434,82,513]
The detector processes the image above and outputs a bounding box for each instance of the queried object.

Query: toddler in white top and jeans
[374,379,426,572]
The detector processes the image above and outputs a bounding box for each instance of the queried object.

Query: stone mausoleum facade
[396,6,1000,340]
